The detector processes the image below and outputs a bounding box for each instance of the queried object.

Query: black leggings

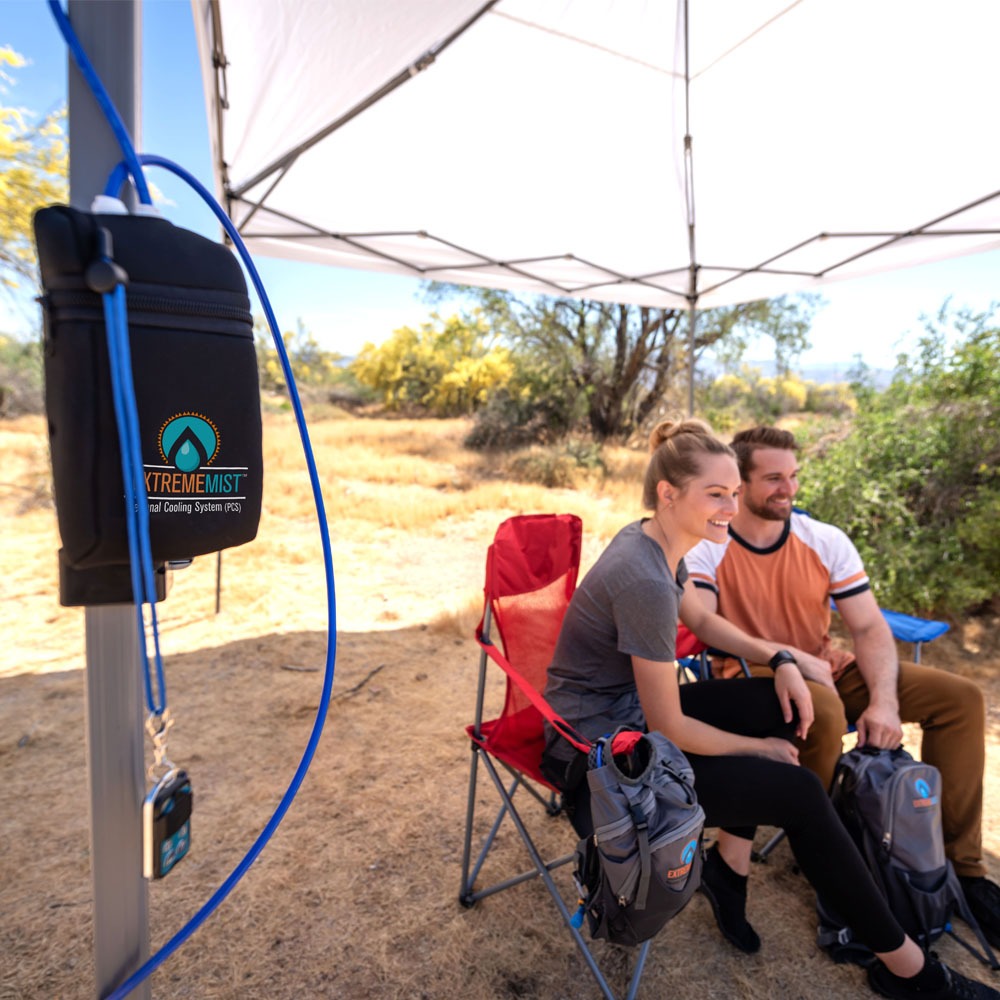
[547,678,907,954]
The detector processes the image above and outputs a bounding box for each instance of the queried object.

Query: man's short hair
[730,426,799,480]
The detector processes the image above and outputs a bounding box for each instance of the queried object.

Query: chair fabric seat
[466,710,554,789]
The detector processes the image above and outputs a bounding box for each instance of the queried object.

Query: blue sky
[4,0,999,371]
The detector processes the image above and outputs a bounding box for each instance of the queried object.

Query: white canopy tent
[190,0,1000,318]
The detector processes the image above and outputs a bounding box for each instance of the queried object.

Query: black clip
[85,226,129,294]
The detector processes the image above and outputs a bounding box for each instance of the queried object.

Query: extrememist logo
[144,412,249,515]
[667,839,699,882]
[913,777,939,809]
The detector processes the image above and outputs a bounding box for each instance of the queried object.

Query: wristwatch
[767,650,797,671]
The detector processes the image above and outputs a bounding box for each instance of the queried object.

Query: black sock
[701,842,761,953]
[883,956,948,993]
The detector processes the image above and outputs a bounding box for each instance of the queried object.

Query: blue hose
[46,4,339,996]
[106,155,339,1000]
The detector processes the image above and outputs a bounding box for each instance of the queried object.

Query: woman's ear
[658,481,675,508]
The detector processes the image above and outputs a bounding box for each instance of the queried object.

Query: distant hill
[742,359,894,388]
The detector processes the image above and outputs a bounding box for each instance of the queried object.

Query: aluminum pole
[66,2,151,996]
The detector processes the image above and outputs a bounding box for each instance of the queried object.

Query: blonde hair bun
[648,417,716,453]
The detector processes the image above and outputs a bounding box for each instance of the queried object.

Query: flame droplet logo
[158,414,220,472]
[667,838,700,881]
[681,840,698,866]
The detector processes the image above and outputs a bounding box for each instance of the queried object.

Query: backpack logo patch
[913,777,938,808]
[667,838,699,881]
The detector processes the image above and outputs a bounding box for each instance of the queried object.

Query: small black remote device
[143,769,192,879]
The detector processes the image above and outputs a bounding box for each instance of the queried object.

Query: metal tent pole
[686,290,697,417]
[680,0,698,417]
[66,2,152,996]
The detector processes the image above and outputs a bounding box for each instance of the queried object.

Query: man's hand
[773,662,814,740]
[785,648,837,690]
[854,703,904,749]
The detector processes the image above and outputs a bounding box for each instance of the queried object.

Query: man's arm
[678,582,815,738]
[835,589,903,749]
[680,583,783,665]
[680,582,837,689]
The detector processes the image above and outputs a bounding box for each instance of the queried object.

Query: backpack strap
[626,796,652,910]
[817,921,876,967]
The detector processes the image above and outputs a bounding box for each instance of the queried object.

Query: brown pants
[748,660,987,877]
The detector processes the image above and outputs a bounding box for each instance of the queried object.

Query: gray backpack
[818,745,998,968]
[572,729,705,947]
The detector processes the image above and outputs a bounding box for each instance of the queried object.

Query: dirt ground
[2,412,1000,1000]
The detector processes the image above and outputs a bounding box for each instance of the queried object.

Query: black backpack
[573,729,705,947]
[818,745,998,969]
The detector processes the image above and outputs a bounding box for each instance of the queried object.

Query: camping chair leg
[475,752,631,1000]
[752,828,786,863]
[462,747,649,1000]
[467,774,528,896]
[461,744,533,903]
[459,742,485,904]
[625,940,652,1000]
[495,757,562,814]
[463,747,576,904]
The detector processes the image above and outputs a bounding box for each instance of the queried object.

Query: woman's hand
[756,736,800,765]
[773,661,814,740]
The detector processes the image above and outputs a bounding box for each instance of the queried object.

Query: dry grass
[2,410,999,1000]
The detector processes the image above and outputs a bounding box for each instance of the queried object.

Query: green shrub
[803,305,1000,615]
[501,438,607,489]
[698,366,826,429]
[0,333,43,416]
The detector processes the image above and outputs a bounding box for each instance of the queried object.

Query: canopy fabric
[191,0,1000,310]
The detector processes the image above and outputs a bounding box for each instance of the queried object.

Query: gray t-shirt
[543,520,686,763]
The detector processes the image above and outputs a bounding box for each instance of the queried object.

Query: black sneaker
[868,957,1000,999]
[961,876,1000,948]
[698,842,761,954]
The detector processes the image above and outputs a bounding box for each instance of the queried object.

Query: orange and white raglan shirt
[684,512,870,681]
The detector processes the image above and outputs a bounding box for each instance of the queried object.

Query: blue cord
[104,155,338,999]
[47,2,339,994]
[47,0,153,206]
[50,0,166,714]
[101,283,167,713]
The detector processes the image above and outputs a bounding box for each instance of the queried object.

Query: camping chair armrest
[701,648,752,679]
[476,635,592,754]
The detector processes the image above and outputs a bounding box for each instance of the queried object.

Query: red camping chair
[459,513,653,1000]
[675,623,751,682]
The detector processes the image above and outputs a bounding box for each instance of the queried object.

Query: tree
[696,295,819,378]
[349,311,513,417]
[0,48,68,300]
[254,317,348,393]
[426,283,818,441]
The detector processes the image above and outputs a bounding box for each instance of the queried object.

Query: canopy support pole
[66,2,152,996]
[681,0,698,417]
[686,286,697,417]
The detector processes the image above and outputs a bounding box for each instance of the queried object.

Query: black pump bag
[34,205,263,569]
